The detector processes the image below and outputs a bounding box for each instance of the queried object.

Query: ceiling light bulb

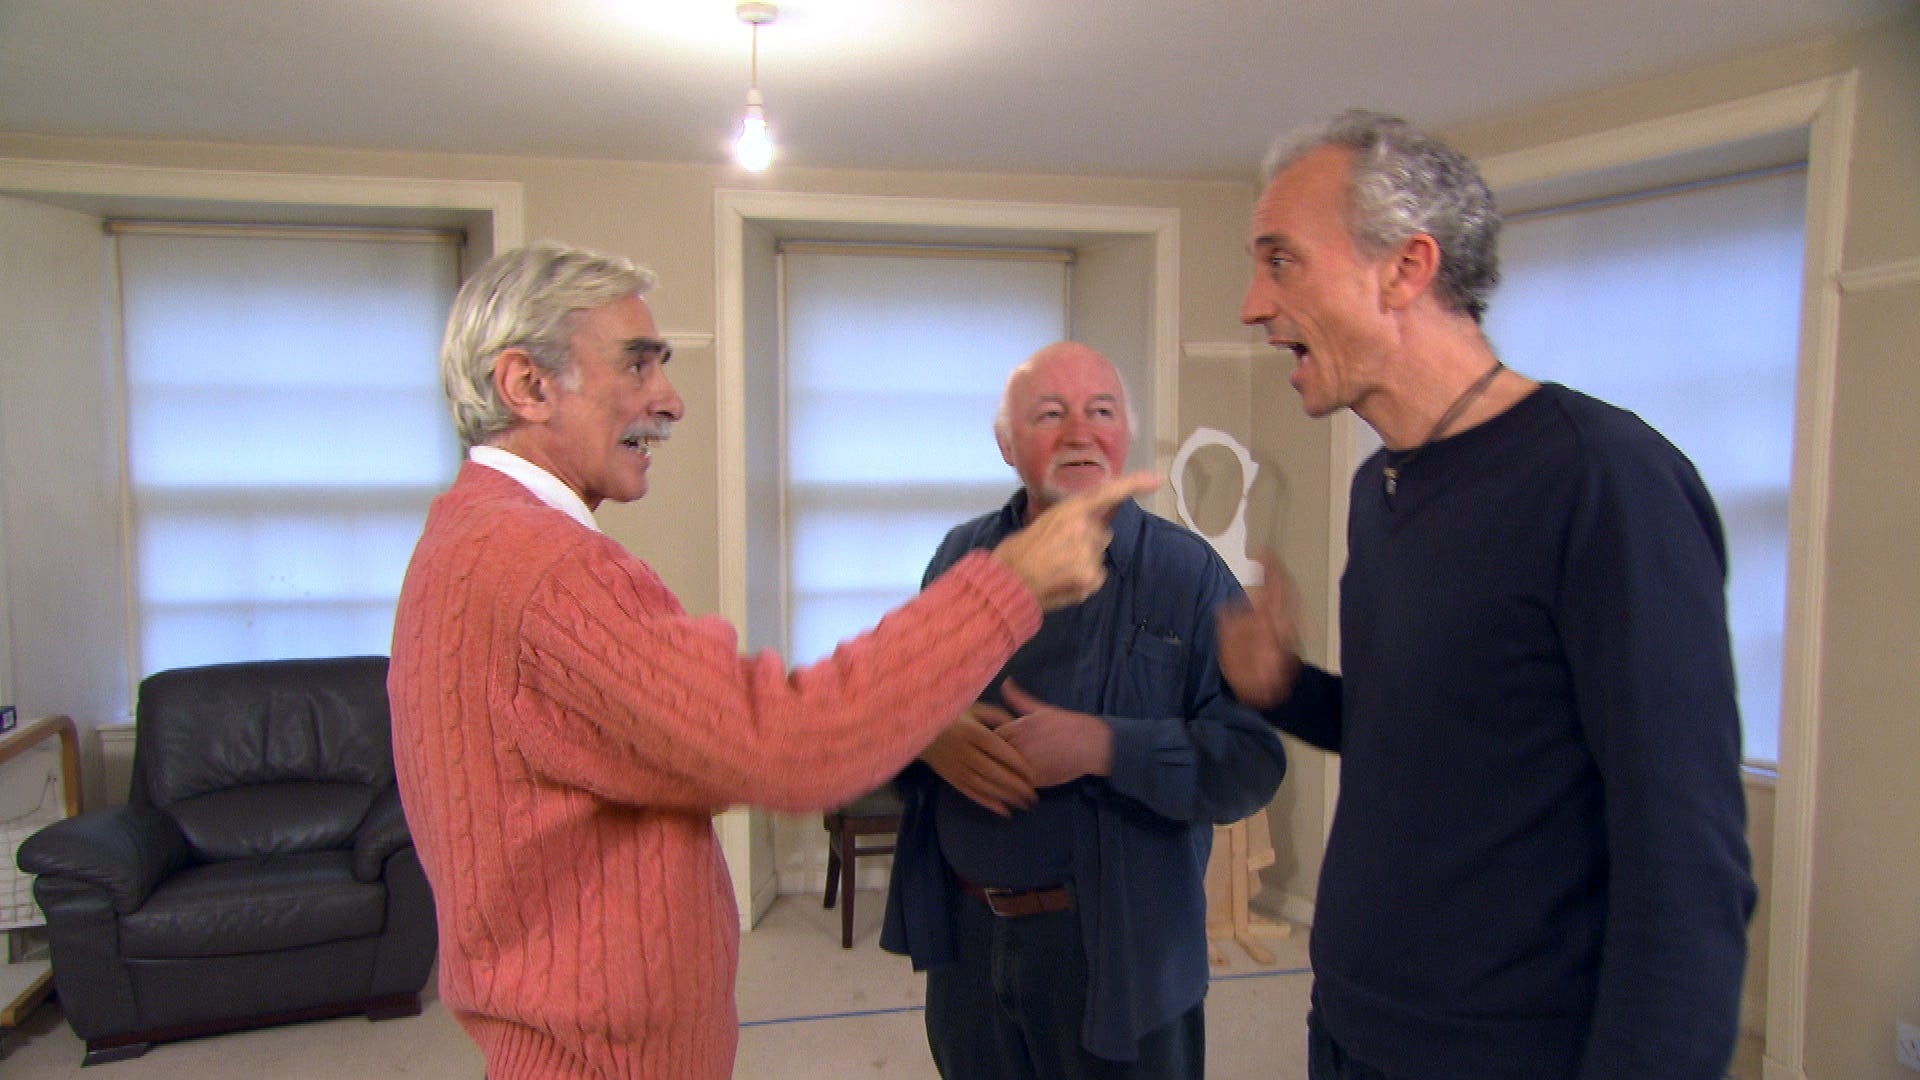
[734,89,773,172]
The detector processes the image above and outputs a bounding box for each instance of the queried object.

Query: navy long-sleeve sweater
[1267,383,1756,1080]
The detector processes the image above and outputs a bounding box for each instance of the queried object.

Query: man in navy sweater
[1219,109,1757,1079]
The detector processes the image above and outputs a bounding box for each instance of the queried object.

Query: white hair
[439,242,658,446]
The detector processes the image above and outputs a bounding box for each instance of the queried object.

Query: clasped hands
[919,680,1113,817]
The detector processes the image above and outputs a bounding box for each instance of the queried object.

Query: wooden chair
[821,784,903,948]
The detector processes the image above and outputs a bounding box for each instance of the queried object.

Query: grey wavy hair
[439,242,658,446]
[1262,109,1500,322]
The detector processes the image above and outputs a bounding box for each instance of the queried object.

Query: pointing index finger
[1064,471,1161,516]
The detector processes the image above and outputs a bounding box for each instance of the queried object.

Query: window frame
[0,155,521,727]
[776,241,1073,665]
[111,221,464,678]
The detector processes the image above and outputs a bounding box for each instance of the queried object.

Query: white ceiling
[0,0,1903,182]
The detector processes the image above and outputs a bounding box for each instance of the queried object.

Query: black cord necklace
[1382,360,1504,496]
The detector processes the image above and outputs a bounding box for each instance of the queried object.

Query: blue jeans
[924,889,1203,1079]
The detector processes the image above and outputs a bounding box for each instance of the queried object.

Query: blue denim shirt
[880,493,1287,1061]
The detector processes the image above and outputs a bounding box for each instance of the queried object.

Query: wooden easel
[1205,812,1291,966]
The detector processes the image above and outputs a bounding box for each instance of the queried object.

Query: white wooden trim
[1477,80,1836,193]
[112,252,136,714]
[1478,73,1851,1080]
[1151,221,1182,508]
[713,189,1182,633]
[713,199,753,638]
[716,188,1182,236]
[1739,767,1776,1040]
[0,157,525,249]
[1837,255,1920,294]
[1761,69,1855,1080]
[1180,341,1261,364]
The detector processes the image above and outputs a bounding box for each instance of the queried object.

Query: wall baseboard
[1254,890,1315,932]
[746,864,781,932]
[1762,1057,1805,1080]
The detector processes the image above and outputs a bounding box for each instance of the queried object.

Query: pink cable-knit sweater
[389,463,1040,1079]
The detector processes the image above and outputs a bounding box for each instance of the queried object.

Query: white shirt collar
[468,445,600,533]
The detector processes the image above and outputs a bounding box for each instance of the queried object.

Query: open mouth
[619,432,667,458]
[1053,456,1107,475]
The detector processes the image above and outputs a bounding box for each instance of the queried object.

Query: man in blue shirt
[881,341,1287,1077]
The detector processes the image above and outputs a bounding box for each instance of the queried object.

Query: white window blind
[1484,166,1806,765]
[114,226,460,676]
[781,246,1069,664]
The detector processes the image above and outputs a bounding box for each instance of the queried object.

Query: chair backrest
[131,657,394,860]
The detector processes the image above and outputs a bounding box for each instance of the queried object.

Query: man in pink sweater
[388,242,1154,1079]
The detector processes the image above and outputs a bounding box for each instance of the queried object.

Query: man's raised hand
[1216,550,1303,708]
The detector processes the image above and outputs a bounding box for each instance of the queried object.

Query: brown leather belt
[955,877,1073,917]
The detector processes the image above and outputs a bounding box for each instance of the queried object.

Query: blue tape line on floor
[739,967,1310,1028]
[1209,966,1312,982]
[741,1005,928,1028]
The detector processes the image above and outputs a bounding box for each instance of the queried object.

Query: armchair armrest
[352,786,414,882]
[16,804,189,913]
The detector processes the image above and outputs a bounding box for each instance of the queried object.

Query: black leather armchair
[16,656,437,1064]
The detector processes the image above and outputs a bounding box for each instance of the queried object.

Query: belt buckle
[957,876,1069,917]
[983,887,1028,917]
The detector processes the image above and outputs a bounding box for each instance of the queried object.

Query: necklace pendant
[1384,467,1398,496]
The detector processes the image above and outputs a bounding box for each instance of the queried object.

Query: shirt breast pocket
[1122,622,1189,716]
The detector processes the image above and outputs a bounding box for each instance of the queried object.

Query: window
[779,244,1070,663]
[1483,166,1806,765]
[114,225,460,675]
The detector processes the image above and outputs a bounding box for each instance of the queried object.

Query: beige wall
[0,194,131,807]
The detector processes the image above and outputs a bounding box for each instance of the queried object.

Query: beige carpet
[2,893,1313,1079]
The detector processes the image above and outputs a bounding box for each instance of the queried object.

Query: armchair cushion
[118,851,385,960]
[136,657,394,808]
[17,804,189,914]
[170,782,376,860]
[352,786,412,883]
